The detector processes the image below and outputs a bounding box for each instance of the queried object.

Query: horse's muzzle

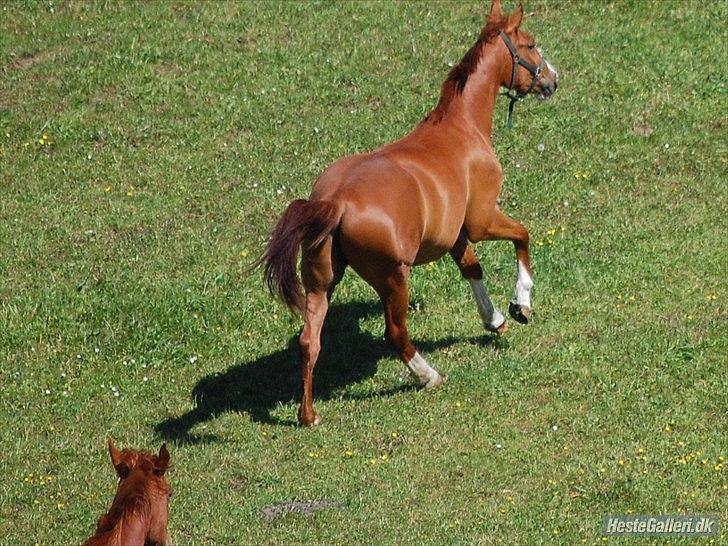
[536,76,558,101]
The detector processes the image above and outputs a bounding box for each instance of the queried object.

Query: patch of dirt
[632,121,653,137]
[2,50,52,74]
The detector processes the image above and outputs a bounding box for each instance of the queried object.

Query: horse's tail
[258,199,342,313]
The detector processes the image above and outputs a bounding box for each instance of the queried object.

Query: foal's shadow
[155,301,478,444]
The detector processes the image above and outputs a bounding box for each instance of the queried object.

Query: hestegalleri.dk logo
[601,514,719,536]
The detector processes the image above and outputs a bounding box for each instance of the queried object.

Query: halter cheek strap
[499,31,546,128]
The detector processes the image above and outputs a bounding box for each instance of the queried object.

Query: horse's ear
[505,3,524,33]
[155,443,170,476]
[488,0,504,22]
[108,438,122,468]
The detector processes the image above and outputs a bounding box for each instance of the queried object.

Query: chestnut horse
[260,0,558,426]
[85,440,172,546]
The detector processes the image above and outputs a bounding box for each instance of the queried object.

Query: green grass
[1,1,726,544]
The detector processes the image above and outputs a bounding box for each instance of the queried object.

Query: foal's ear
[155,443,170,476]
[108,438,130,478]
[108,437,122,468]
[488,0,504,22]
[505,3,524,33]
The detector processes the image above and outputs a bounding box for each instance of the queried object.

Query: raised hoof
[509,302,531,324]
[298,411,321,427]
[486,320,509,335]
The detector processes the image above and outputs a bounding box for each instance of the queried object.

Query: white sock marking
[406,352,442,389]
[512,260,533,309]
[468,278,506,331]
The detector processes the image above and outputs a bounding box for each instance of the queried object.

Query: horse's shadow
[155,300,491,444]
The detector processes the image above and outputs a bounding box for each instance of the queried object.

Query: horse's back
[310,135,468,267]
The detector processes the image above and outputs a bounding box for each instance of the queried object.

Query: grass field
[1,1,726,544]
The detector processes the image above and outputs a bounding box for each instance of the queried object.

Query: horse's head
[490,0,558,100]
[107,439,173,546]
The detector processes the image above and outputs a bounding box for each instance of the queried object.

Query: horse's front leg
[470,210,533,324]
[449,233,507,334]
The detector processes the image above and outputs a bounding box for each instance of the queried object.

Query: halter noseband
[499,30,546,128]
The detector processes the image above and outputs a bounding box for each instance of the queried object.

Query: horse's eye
[117,464,130,479]
[528,44,536,50]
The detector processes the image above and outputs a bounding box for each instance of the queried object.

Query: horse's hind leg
[297,238,345,426]
[450,233,507,334]
[373,264,443,389]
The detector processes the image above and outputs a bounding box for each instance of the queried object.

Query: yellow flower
[618,459,625,466]
[345,450,353,457]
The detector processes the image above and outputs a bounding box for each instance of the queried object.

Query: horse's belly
[413,244,450,265]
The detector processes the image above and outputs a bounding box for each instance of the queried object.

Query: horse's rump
[261,199,342,313]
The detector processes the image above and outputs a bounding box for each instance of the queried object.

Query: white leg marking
[512,260,533,309]
[406,352,442,389]
[468,278,506,331]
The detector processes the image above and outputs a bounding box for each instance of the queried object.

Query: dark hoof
[509,302,531,324]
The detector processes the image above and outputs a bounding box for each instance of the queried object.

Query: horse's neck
[87,510,149,546]
[459,49,504,138]
[91,490,151,545]
[427,42,504,140]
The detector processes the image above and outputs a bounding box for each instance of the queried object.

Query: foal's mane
[87,453,170,546]
[93,471,154,538]
[426,15,507,123]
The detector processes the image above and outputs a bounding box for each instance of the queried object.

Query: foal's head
[86,439,173,546]
[490,0,559,100]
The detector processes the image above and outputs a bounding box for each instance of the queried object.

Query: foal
[85,440,172,546]
[261,0,559,426]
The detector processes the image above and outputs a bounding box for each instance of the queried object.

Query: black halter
[499,31,546,128]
